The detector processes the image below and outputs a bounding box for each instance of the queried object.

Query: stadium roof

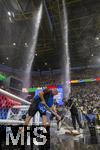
[0,0,100,71]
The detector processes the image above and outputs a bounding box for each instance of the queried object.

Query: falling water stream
[61,0,71,99]
[23,2,43,88]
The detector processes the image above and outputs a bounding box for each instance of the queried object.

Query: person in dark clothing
[19,88,59,133]
[67,98,83,130]
[83,109,96,136]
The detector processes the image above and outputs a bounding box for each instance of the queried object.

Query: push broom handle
[43,103,61,120]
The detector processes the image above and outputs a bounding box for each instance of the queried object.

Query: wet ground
[0,123,99,150]
[50,123,100,150]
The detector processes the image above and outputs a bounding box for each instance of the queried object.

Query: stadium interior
[0,0,100,150]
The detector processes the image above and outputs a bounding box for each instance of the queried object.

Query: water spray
[23,2,43,88]
[62,0,71,99]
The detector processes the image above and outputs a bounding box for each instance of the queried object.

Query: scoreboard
[4,76,23,96]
